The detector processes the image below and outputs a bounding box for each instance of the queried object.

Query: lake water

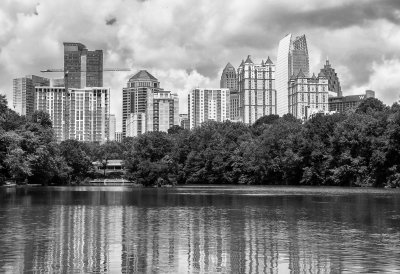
[0,186,400,273]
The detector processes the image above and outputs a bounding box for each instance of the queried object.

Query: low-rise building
[329,90,375,113]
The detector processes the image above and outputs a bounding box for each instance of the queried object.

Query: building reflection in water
[0,188,399,273]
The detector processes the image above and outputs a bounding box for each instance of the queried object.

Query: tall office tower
[276,34,310,116]
[220,63,237,90]
[152,90,179,132]
[188,88,230,129]
[288,70,329,120]
[13,75,49,116]
[123,70,179,137]
[109,114,116,141]
[237,55,276,124]
[122,70,161,137]
[63,42,103,89]
[229,92,240,120]
[34,86,70,142]
[68,88,110,143]
[220,62,239,120]
[320,58,342,96]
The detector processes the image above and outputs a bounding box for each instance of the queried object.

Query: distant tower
[237,55,276,124]
[220,62,239,120]
[276,34,310,116]
[122,70,160,137]
[188,88,230,128]
[109,114,116,141]
[63,42,103,89]
[13,75,49,116]
[320,58,342,96]
[122,70,179,137]
[220,63,237,91]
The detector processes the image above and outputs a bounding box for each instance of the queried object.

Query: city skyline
[1,0,400,131]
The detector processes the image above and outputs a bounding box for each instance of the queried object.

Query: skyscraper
[35,86,69,142]
[122,70,160,137]
[320,58,342,96]
[68,88,110,143]
[13,75,49,116]
[63,42,103,89]
[188,88,230,129]
[276,34,310,116]
[123,70,179,137]
[220,63,237,91]
[237,55,276,124]
[220,62,239,120]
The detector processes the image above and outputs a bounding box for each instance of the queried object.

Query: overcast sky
[1,0,400,130]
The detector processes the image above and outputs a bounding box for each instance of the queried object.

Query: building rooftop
[224,62,235,70]
[129,70,158,81]
[297,69,306,78]
[244,55,253,64]
[265,56,273,65]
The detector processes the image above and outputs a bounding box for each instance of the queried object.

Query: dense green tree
[60,140,92,183]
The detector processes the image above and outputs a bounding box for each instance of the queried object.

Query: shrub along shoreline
[1,94,400,188]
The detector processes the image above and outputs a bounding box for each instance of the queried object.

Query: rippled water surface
[0,186,400,273]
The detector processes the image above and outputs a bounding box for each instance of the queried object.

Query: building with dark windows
[288,70,329,120]
[276,34,310,116]
[237,55,276,124]
[220,62,237,91]
[123,70,179,137]
[320,58,342,96]
[220,63,239,120]
[63,42,103,89]
[329,90,375,113]
[13,75,49,116]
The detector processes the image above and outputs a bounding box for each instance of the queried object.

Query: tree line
[1,94,400,188]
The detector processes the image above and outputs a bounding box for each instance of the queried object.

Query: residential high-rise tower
[68,88,110,143]
[188,88,230,129]
[35,86,69,142]
[237,55,276,124]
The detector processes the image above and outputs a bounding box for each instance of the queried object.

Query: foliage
[2,93,400,188]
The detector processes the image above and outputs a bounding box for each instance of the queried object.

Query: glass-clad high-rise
[63,42,103,89]
[276,34,310,116]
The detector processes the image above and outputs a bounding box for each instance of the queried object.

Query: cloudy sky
[1,0,400,129]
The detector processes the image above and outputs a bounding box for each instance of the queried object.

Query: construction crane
[40,68,131,73]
